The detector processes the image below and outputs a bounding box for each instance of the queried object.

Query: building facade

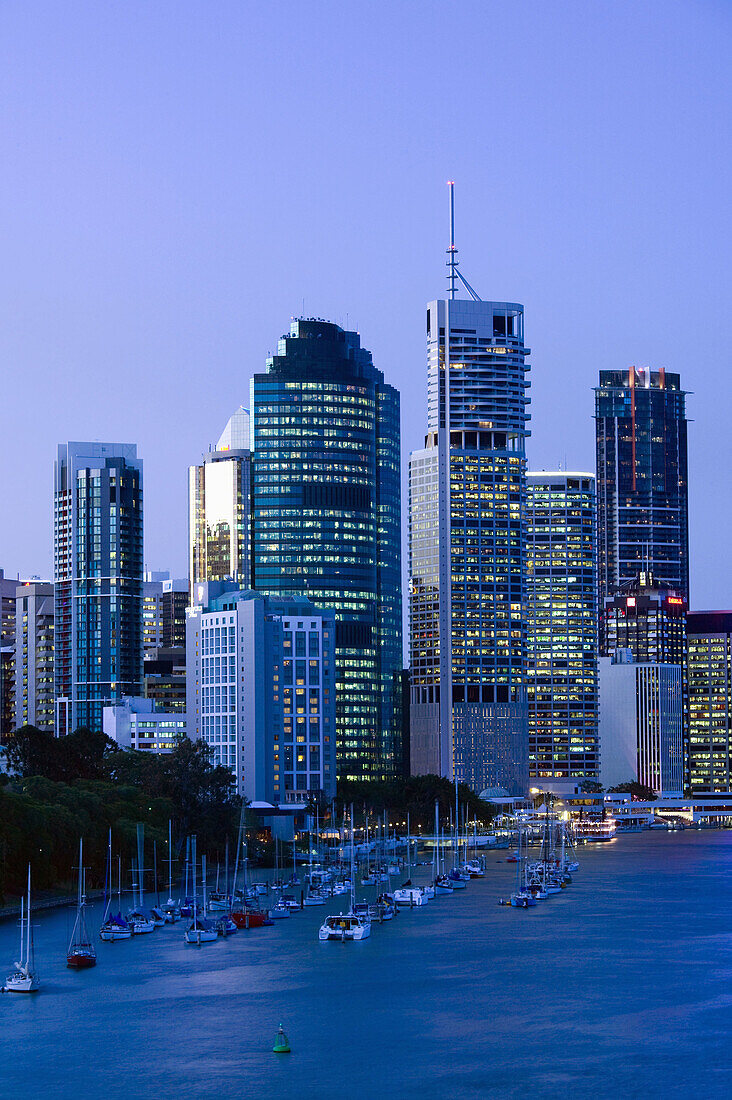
[409,294,530,795]
[0,569,18,739]
[188,410,253,594]
[687,611,732,793]
[251,319,402,782]
[599,649,684,796]
[143,646,186,713]
[103,696,186,753]
[14,582,55,733]
[601,571,687,664]
[187,585,337,803]
[54,443,143,735]
[595,368,689,614]
[525,473,599,792]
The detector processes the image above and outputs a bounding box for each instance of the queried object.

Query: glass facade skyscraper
[525,473,599,791]
[54,442,143,735]
[188,409,252,594]
[409,297,530,795]
[595,368,689,620]
[251,319,402,781]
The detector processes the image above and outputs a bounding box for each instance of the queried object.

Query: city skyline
[0,3,729,611]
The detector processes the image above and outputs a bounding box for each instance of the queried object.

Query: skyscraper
[188,409,252,594]
[14,581,55,733]
[686,611,732,793]
[595,368,689,616]
[54,442,143,735]
[409,187,530,794]
[251,319,402,781]
[525,473,599,791]
[0,569,17,739]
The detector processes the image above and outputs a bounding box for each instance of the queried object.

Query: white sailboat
[4,865,40,992]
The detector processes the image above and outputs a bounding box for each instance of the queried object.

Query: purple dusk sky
[1,1,730,610]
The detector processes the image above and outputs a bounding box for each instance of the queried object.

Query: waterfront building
[686,611,732,793]
[0,569,17,739]
[599,648,684,796]
[103,696,186,753]
[188,409,252,594]
[187,584,337,803]
[143,646,186,713]
[54,443,143,735]
[251,319,402,782]
[525,473,599,793]
[409,191,530,795]
[595,368,689,616]
[14,581,55,733]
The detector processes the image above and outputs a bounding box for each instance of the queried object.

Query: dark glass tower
[595,368,689,622]
[54,443,143,734]
[251,319,402,781]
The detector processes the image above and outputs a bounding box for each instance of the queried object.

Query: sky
[0,0,730,611]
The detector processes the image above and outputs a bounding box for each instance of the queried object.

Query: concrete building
[14,581,55,733]
[54,442,143,735]
[599,649,684,797]
[409,190,530,795]
[525,473,599,793]
[143,646,186,713]
[103,696,186,752]
[687,611,732,793]
[187,585,336,804]
[601,571,687,664]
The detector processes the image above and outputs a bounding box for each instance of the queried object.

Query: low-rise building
[103,696,186,752]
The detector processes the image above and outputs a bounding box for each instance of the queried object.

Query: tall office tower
[54,443,143,735]
[187,585,337,802]
[14,582,55,733]
[251,319,402,781]
[188,409,253,594]
[687,611,732,793]
[525,473,599,792]
[409,187,530,795]
[0,569,17,738]
[595,368,689,624]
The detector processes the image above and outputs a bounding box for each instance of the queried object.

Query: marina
[1,830,730,1098]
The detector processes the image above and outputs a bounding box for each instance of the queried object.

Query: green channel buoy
[273,1024,291,1053]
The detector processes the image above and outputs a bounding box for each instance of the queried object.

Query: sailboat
[67,838,97,968]
[319,804,371,941]
[184,838,218,944]
[100,833,132,941]
[3,865,40,992]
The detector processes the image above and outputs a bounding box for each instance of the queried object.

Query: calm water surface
[1,831,731,1100]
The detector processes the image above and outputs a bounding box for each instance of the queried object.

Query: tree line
[0,725,240,902]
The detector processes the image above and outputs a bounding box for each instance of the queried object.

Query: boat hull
[67,952,97,969]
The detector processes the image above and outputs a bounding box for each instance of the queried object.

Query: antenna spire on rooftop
[445,181,482,303]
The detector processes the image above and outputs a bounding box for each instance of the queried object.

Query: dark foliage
[336,774,496,829]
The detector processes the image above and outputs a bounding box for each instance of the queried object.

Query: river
[1,830,730,1099]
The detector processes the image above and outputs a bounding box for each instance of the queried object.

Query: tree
[607,781,657,801]
[579,780,604,793]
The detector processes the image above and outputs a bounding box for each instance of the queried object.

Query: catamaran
[67,838,97,968]
[3,865,39,992]
[319,804,371,941]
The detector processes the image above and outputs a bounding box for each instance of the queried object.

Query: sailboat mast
[168,819,173,899]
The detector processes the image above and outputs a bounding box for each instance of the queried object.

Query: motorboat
[510,891,537,909]
[318,912,371,941]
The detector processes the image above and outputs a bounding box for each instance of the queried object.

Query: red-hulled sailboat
[67,838,97,969]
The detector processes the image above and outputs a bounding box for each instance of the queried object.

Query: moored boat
[3,866,40,993]
[67,839,97,969]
